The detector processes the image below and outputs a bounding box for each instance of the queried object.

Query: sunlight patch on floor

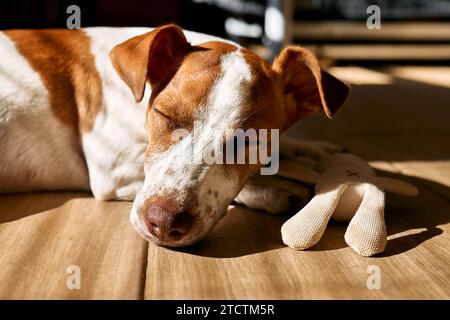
[386,66,450,89]
[329,66,393,85]
[370,160,450,188]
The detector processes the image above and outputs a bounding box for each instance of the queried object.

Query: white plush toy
[279,153,418,256]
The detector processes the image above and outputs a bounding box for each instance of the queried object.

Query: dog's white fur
[0,27,324,246]
[0,32,89,191]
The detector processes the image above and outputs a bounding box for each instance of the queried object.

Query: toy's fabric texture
[234,138,344,215]
[279,152,418,257]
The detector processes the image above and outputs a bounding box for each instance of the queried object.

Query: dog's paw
[280,136,343,160]
[234,175,312,214]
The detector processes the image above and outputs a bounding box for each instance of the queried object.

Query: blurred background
[1,0,450,149]
[1,0,450,64]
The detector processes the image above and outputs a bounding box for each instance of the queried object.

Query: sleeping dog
[0,25,349,247]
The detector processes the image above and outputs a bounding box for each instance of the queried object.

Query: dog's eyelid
[153,106,188,131]
[153,106,172,119]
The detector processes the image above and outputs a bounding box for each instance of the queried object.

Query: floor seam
[138,241,149,300]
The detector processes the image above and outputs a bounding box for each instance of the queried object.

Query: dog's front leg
[114,179,144,201]
[84,140,147,201]
[88,163,144,201]
[234,175,311,214]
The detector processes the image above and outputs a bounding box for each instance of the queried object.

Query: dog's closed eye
[153,106,182,131]
[153,106,194,133]
[153,106,172,120]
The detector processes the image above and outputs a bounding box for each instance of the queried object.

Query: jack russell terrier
[0,25,349,247]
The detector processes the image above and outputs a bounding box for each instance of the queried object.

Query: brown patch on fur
[240,48,286,130]
[5,29,103,133]
[165,168,175,176]
[110,24,191,103]
[272,46,350,122]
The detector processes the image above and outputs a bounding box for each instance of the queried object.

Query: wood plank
[0,193,147,299]
[145,192,450,299]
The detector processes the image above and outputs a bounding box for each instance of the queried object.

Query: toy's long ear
[272,46,350,124]
[345,183,386,256]
[109,24,191,102]
[282,183,347,250]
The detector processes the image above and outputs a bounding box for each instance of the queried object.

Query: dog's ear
[110,24,191,102]
[272,46,350,121]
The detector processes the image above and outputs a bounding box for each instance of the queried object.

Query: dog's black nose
[145,204,194,242]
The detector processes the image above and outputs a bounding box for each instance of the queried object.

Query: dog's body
[0,27,227,198]
[0,26,349,247]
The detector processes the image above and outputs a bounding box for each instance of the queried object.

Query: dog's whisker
[238,107,264,124]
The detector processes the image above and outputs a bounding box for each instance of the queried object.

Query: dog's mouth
[145,228,207,247]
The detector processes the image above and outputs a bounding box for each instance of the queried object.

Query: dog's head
[110,24,349,247]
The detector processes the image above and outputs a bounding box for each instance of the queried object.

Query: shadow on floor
[0,191,90,223]
[1,172,448,259]
[288,75,450,163]
[180,169,450,259]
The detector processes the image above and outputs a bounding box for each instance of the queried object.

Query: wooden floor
[1,66,449,299]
